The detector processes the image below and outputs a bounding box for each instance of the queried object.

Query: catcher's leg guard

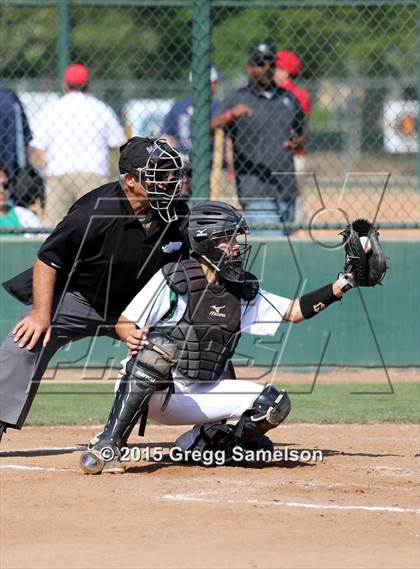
[177,385,290,454]
[80,356,173,474]
[235,385,291,442]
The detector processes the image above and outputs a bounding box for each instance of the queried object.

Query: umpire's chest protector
[161,260,254,382]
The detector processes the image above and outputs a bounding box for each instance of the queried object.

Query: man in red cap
[275,50,312,179]
[31,63,126,227]
[63,63,90,88]
[275,51,311,116]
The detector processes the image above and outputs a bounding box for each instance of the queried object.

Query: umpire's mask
[138,139,185,222]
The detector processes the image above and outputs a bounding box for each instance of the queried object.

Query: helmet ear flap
[180,214,191,250]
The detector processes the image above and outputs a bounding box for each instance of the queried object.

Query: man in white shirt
[79,201,357,475]
[31,63,126,226]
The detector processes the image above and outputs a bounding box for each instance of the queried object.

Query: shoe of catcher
[87,432,128,451]
[79,443,126,475]
[175,429,274,466]
[240,434,274,453]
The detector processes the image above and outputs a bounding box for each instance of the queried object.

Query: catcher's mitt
[340,219,387,287]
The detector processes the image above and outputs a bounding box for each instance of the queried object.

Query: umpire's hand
[12,310,51,350]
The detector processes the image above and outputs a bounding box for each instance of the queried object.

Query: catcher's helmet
[184,201,251,283]
[119,137,185,222]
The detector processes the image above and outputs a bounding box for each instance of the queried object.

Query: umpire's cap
[248,43,276,66]
[119,137,158,173]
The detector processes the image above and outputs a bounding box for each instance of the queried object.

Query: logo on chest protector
[209,305,226,318]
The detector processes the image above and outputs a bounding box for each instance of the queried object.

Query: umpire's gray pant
[0,291,119,428]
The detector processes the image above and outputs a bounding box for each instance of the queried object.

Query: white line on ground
[163,493,420,514]
[189,477,403,492]
[0,464,75,472]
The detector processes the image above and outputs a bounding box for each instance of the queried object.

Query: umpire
[0,137,188,440]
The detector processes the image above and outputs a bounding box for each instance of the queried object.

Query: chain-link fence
[0,0,418,234]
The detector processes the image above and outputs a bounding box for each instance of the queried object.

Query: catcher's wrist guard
[299,284,339,319]
[340,219,387,287]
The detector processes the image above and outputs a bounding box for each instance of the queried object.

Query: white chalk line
[163,493,420,514]
[1,464,75,472]
[190,476,416,492]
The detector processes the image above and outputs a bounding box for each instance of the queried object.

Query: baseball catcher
[79,205,387,474]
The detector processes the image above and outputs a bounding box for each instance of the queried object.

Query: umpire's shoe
[79,444,126,475]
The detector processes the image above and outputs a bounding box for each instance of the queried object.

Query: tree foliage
[0,4,416,84]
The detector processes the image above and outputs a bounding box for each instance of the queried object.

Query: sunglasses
[249,59,275,67]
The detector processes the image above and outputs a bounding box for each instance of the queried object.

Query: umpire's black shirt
[34,182,187,316]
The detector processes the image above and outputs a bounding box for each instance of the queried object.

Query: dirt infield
[43,366,418,384]
[1,424,418,569]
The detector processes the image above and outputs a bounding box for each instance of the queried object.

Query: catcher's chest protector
[162,259,242,382]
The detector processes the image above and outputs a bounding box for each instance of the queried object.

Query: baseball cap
[189,66,219,83]
[119,137,158,173]
[63,63,89,87]
[248,43,276,66]
[275,50,302,77]
[210,66,219,82]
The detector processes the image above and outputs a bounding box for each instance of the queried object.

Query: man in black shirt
[0,137,188,439]
[212,43,307,236]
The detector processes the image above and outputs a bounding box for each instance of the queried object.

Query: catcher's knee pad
[176,386,290,453]
[234,385,291,441]
[251,385,291,426]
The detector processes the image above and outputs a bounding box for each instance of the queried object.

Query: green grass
[284,383,419,423]
[25,383,420,426]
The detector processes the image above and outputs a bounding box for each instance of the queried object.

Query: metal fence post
[416,1,420,192]
[57,0,70,90]
[191,0,211,201]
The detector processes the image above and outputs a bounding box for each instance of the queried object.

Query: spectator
[0,164,43,236]
[162,66,221,197]
[31,63,126,226]
[12,166,46,221]
[212,43,307,236]
[0,89,32,182]
[274,50,312,175]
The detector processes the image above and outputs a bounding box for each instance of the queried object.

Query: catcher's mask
[184,201,251,283]
[135,139,185,222]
